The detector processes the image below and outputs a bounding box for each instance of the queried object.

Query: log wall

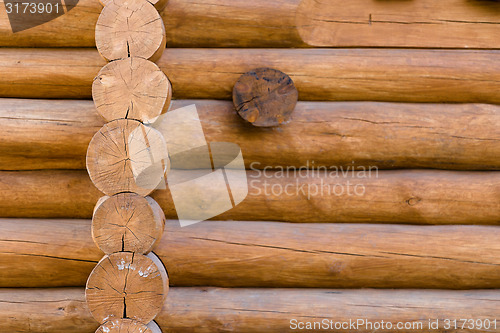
[1,0,499,330]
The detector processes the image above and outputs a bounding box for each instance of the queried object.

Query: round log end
[95,0,166,62]
[92,57,172,123]
[92,193,165,254]
[86,119,170,196]
[86,252,169,324]
[232,67,298,127]
[96,319,162,333]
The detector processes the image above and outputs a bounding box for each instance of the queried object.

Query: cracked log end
[96,319,162,333]
[232,67,298,127]
[86,119,170,196]
[86,252,169,325]
[92,193,165,255]
[92,57,172,123]
[95,0,166,62]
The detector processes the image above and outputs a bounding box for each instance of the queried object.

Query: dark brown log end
[86,252,169,324]
[232,67,298,127]
[92,193,165,254]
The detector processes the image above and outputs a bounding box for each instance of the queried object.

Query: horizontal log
[1,218,499,289]
[2,48,500,103]
[1,287,499,332]
[1,0,499,48]
[1,99,499,171]
[0,170,498,224]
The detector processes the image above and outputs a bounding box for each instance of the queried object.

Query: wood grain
[92,57,172,123]
[1,99,499,171]
[0,218,499,289]
[92,194,165,254]
[86,119,168,196]
[0,170,498,224]
[95,0,166,61]
[1,48,500,103]
[1,0,499,48]
[0,287,499,332]
[86,252,168,324]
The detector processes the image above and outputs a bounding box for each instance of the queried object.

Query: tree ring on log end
[96,319,162,332]
[93,57,172,123]
[86,252,169,324]
[92,193,165,254]
[232,67,298,127]
[86,119,170,196]
[95,0,166,62]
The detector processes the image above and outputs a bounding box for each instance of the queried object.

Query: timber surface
[0,219,499,289]
[1,48,500,103]
[0,170,499,224]
[1,99,499,171]
[0,0,499,48]
[0,288,499,332]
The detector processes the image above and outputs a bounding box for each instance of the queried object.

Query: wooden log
[233,68,298,127]
[0,170,498,225]
[1,218,499,289]
[92,194,165,254]
[92,57,172,123]
[95,0,166,62]
[86,119,168,196]
[1,99,499,171]
[86,252,168,324]
[1,48,500,104]
[1,0,499,48]
[96,320,161,333]
[0,287,499,332]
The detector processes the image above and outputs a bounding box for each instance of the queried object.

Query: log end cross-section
[86,252,169,324]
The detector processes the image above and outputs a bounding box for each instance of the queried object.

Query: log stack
[84,0,171,330]
[0,0,499,332]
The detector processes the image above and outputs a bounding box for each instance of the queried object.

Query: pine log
[1,0,499,48]
[95,0,166,62]
[92,57,172,123]
[86,252,168,324]
[1,48,500,103]
[92,194,165,254]
[0,170,498,224]
[1,99,499,171]
[0,287,499,332]
[0,218,499,289]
